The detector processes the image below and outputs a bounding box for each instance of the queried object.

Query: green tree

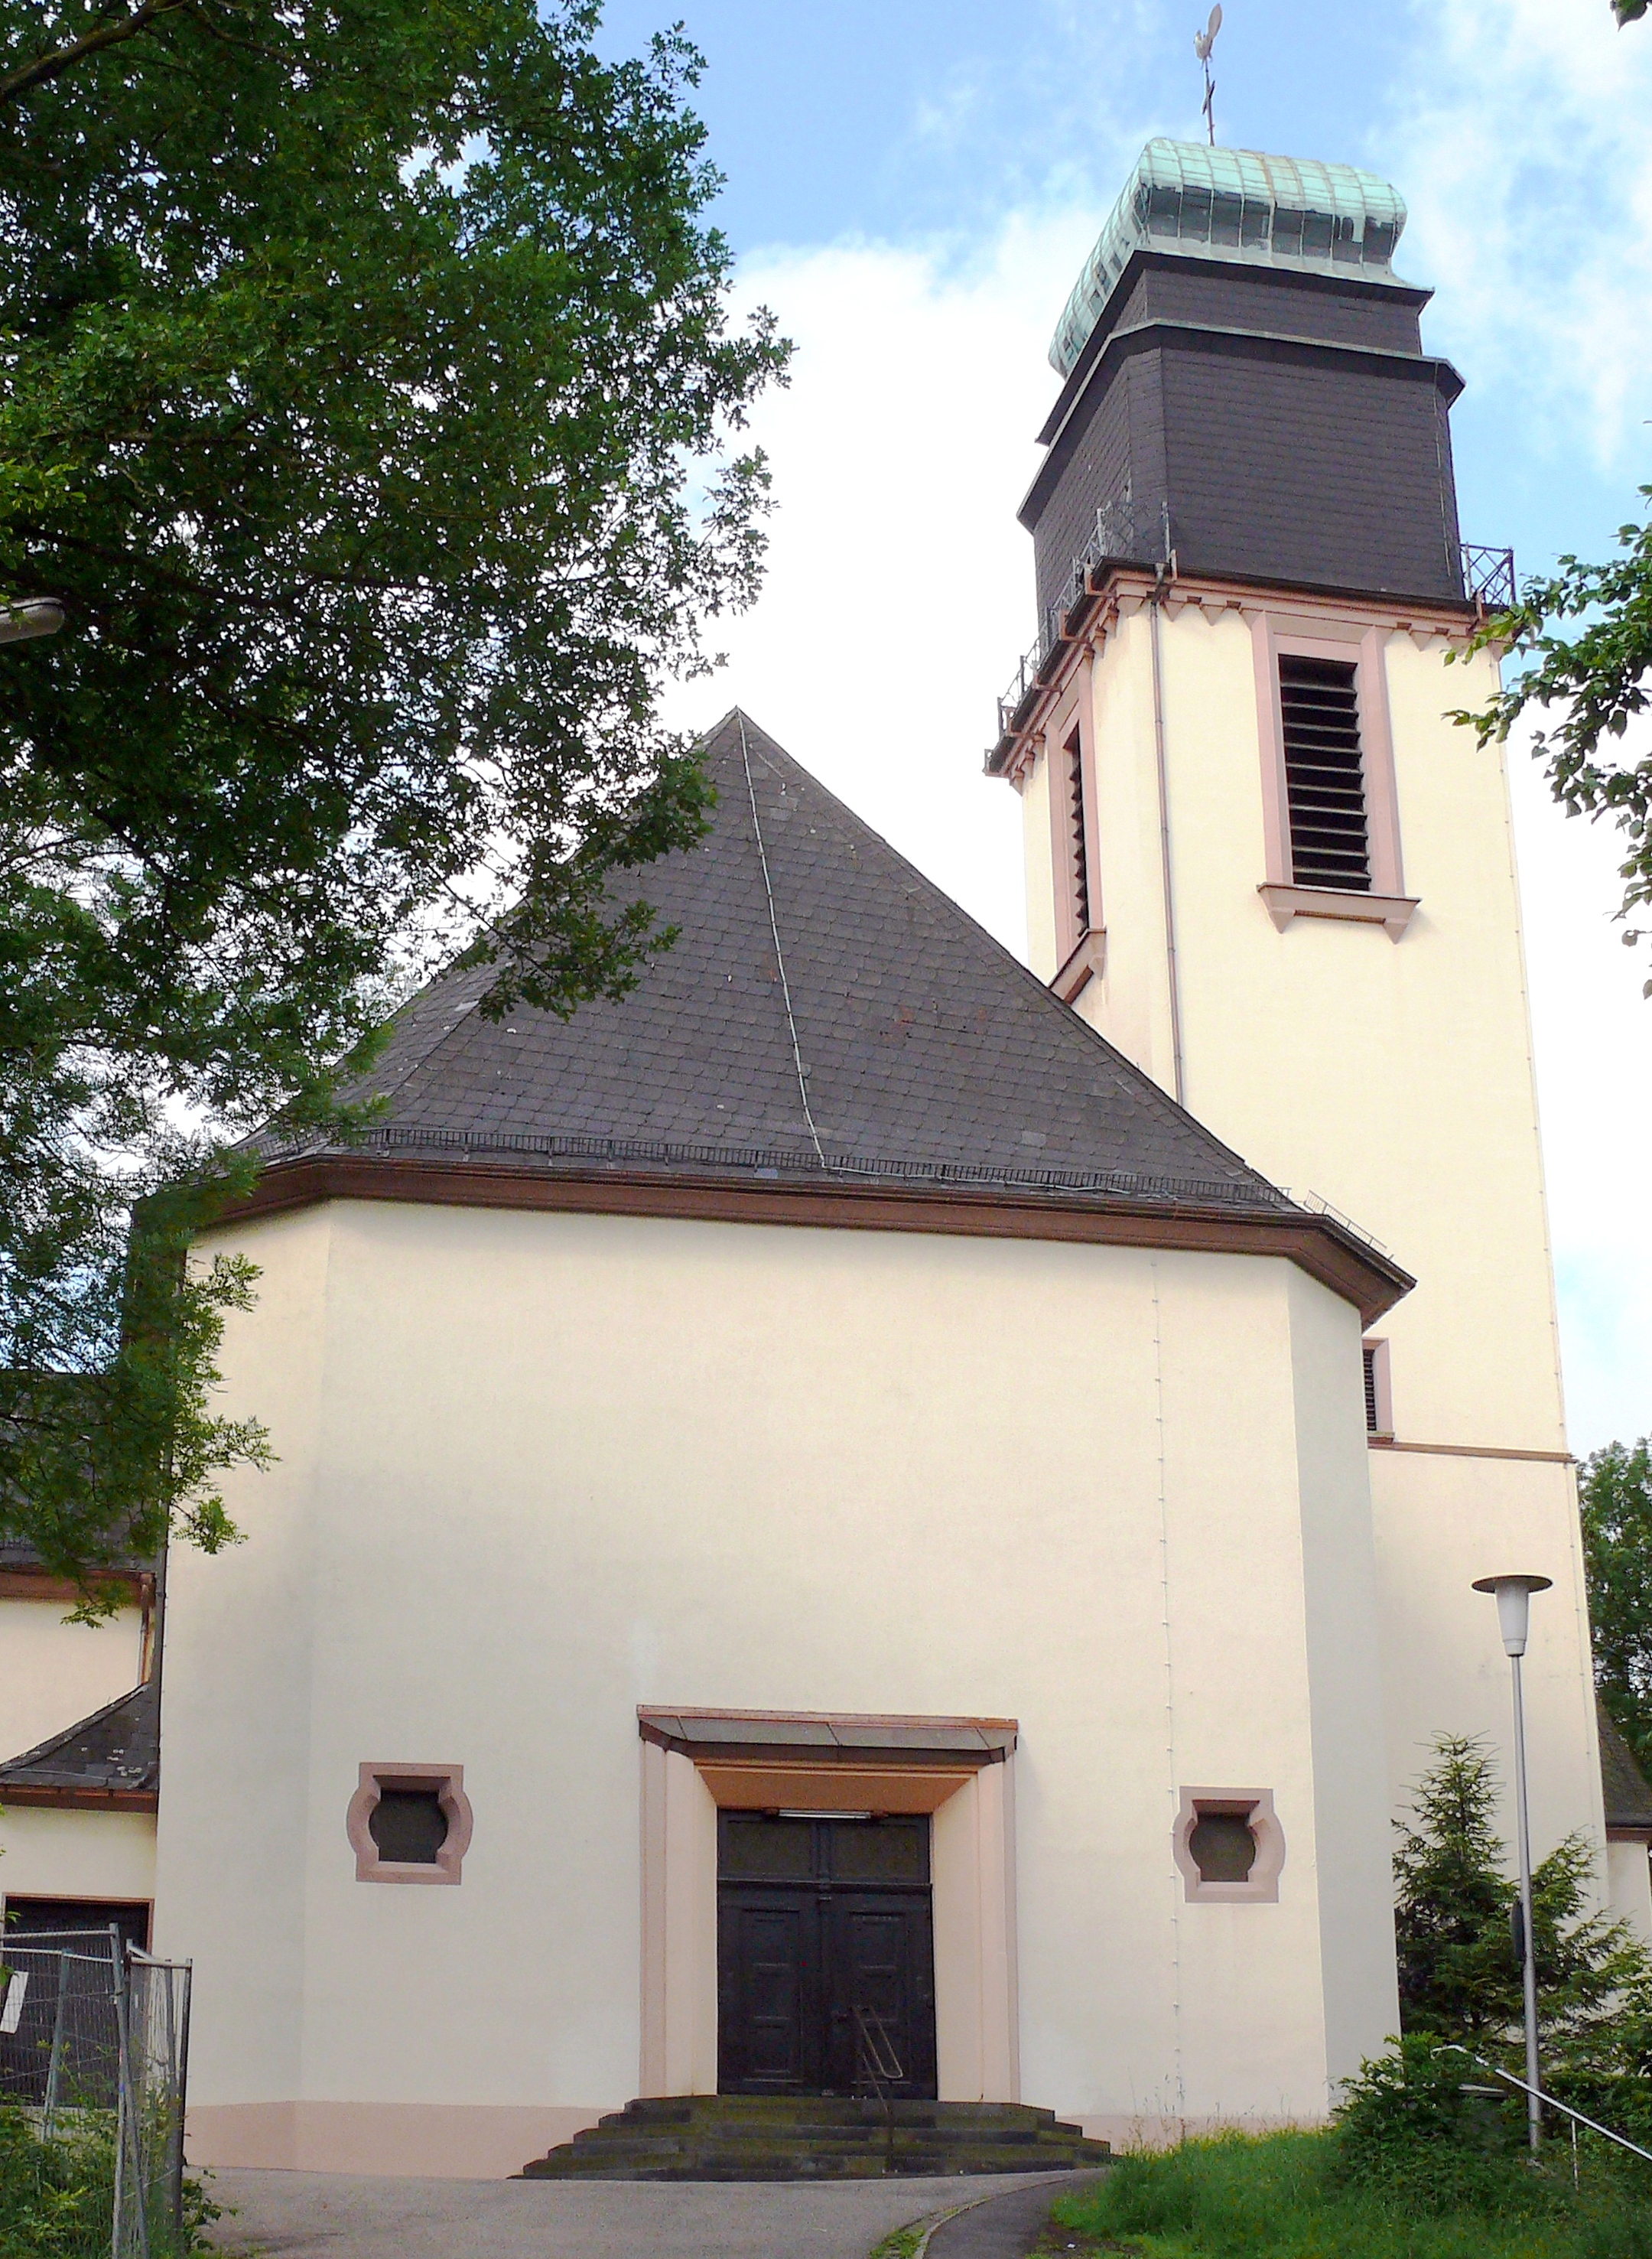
[0,1,786,1596]
[1394,1736,1647,2062]
[1460,495,1651,995]
[1579,1439,1652,1773]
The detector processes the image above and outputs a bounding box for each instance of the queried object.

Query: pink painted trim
[346,1763,473,1886]
[1051,931,1107,1003]
[184,2100,606,2177]
[1172,1788,1286,1904]
[1251,619,1292,888]
[1048,724,1084,966]
[989,565,1485,786]
[1358,624,1406,896]
[1257,884,1418,939]
[1044,664,1102,967]
[1077,654,1103,938]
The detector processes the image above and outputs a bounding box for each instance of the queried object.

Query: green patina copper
[1050,138,1410,377]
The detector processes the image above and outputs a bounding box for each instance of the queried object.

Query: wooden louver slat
[1280,656,1370,891]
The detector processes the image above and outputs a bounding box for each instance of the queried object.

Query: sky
[596,0,1651,1456]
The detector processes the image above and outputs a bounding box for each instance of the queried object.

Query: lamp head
[0,600,63,646]
[1472,1573,1553,1658]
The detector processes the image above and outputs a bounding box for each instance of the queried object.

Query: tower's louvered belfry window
[1066,731,1091,936]
[1363,1343,1380,1432]
[1279,656,1371,891]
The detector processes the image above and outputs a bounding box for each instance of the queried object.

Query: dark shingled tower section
[1023,254,1466,619]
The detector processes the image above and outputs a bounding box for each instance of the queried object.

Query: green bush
[0,2107,115,2257]
[0,2103,213,2257]
[1333,2035,1543,2217]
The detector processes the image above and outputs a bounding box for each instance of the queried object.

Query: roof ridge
[721,711,1280,1200]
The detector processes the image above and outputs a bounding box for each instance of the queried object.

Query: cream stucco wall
[1607,1843,1652,1946]
[0,1807,156,1909]
[156,1196,1397,2170]
[1016,593,1604,1906]
[0,1600,146,1766]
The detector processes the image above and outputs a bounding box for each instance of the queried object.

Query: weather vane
[1195,5,1222,145]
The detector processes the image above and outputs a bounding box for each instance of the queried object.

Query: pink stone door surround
[637,1707,1021,2104]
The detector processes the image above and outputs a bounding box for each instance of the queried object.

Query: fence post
[164,1961,190,2236]
[109,1929,126,2259]
[111,1932,152,2259]
[41,1948,70,2140]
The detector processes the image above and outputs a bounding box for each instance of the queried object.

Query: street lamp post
[1472,1571,1553,2154]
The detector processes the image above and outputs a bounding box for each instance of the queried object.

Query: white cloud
[678,187,1648,1454]
[1385,0,1652,474]
[665,207,1106,950]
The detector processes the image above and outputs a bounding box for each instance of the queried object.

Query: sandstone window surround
[346,1763,473,1886]
[1172,1787,1286,1903]
[1249,612,1417,940]
[1047,666,1107,1003]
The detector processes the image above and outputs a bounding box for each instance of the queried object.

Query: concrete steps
[519,2096,1113,2181]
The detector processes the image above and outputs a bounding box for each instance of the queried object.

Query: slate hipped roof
[237,712,1410,1316]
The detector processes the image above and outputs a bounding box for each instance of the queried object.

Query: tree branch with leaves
[1459,494,1652,996]
[0,0,788,1593]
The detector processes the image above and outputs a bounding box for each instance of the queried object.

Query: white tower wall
[1012,576,1605,1892]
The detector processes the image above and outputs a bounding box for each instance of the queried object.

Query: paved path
[202,2167,1077,2259]
[925,2171,1107,2257]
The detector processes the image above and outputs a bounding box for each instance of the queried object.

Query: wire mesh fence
[0,1925,191,2256]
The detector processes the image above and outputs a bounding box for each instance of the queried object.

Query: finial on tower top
[1195,5,1222,145]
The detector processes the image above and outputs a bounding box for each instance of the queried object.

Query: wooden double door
[717,1811,938,2099]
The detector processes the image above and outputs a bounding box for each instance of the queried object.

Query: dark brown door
[717,1813,937,2098]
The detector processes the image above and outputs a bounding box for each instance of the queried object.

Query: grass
[1043,2129,1652,2259]
[867,2227,927,2259]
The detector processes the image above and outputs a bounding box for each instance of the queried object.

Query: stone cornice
[210,1151,1413,1326]
[988,565,1494,789]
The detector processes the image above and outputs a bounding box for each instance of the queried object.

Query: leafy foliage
[1459,494,1652,996]
[1335,2037,1546,2216]
[1049,2126,1652,2257]
[1579,1440,1652,1775]
[0,2,786,1587]
[0,2102,211,2255]
[1393,1737,1650,2064]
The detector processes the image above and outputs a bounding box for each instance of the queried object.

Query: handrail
[992,536,1516,748]
[856,2006,905,2173]
[1439,2045,1652,2166]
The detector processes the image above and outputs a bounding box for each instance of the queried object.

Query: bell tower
[990,140,1615,1906]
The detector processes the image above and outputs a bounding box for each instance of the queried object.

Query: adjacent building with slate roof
[1,134,1636,2182]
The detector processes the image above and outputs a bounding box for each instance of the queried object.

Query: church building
[4,137,1648,2179]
